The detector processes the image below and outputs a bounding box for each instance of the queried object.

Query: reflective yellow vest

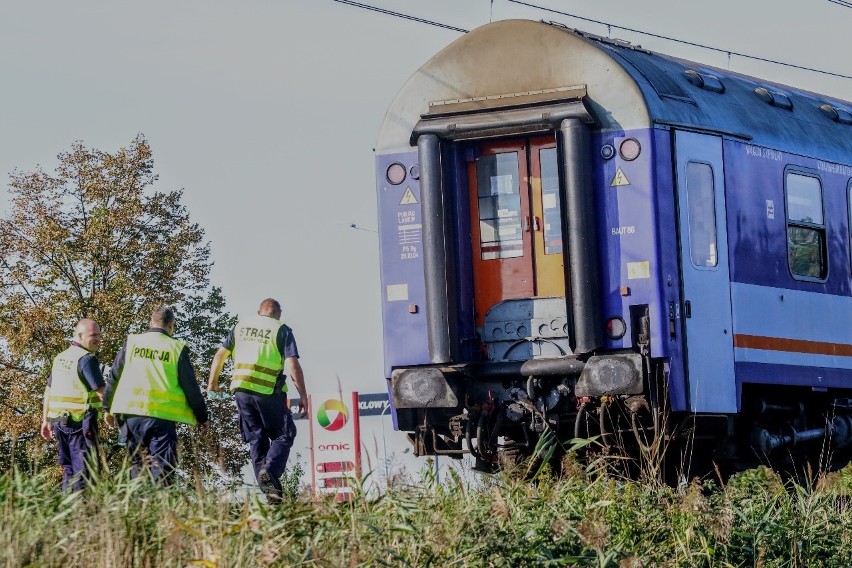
[88,389,103,417]
[110,333,197,425]
[47,344,96,422]
[230,314,286,395]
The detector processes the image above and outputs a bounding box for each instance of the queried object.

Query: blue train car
[375,20,852,474]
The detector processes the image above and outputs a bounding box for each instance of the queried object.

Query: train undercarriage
[393,318,852,481]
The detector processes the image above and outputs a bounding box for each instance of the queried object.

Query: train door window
[685,162,718,267]
[539,148,562,254]
[785,171,826,279]
[475,153,523,259]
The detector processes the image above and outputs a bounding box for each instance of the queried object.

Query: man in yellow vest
[208,298,307,504]
[104,306,208,485]
[40,318,105,491]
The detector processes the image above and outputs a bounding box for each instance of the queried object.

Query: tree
[0,135,244,482]
[173,285,245,484]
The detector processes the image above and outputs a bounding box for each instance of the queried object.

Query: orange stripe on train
[734,334,852,357]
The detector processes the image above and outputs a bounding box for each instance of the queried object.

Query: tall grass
[1,460,851,567]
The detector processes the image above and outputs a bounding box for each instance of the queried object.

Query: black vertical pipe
[418,134,452,363]
[560,118,603,353]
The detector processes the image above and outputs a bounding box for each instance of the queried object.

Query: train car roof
[377,19,852,165]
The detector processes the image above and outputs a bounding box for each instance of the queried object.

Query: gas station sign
[308,392,361,500]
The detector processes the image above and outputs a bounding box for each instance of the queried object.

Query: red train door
[468,136,565,327]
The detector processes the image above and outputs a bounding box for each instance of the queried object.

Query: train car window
[540,148,562,255]
[848,180,852,274]
[685,162,718,268]
[476,152,523,260]
[785,172,826,279]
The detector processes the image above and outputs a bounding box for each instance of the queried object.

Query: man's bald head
[74,318,102,352]
[258,298,282,319]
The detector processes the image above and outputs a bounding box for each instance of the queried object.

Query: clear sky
[2,0,851,394]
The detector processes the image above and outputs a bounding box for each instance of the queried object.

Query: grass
[1,459,851,567]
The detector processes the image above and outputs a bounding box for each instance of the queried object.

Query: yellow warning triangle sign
[610,168,630,187]
[400,187,418,205]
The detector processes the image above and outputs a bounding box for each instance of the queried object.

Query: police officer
[104,306,208,485]
[40,318,105,492]
[207,298,307,504]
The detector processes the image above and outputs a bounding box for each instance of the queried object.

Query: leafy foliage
[280,453,306,502]
[0,136,243,482]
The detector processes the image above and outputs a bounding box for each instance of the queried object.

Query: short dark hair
[258,298,281,318]
[150,306,176,328]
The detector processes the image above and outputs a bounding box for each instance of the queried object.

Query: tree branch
[0,258,39,307]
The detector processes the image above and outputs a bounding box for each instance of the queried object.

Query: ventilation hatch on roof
[609,48,694,104]
[754,87,793,110]
[684,70,725,93]
[819,103,852,124]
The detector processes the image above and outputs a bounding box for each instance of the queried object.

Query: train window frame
[848,179,852,276]
[475,152,524,260]
[784,168,828,282]
[684,161,718,269]
[539,147,563,255]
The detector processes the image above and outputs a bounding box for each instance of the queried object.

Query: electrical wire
[324,0,852,82]
[328,0,467,33]
[508,0,852,81]
[348,223,377,233]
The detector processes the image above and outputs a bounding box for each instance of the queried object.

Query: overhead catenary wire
[508,0,852,81]
[325,0,852,83]
[328,0,468,33]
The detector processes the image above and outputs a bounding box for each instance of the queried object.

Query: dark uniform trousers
[123,416,179,485]
[235,390,297,496]
[52,418,98,492]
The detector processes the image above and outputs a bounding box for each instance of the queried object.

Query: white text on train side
[611,226,636,236]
